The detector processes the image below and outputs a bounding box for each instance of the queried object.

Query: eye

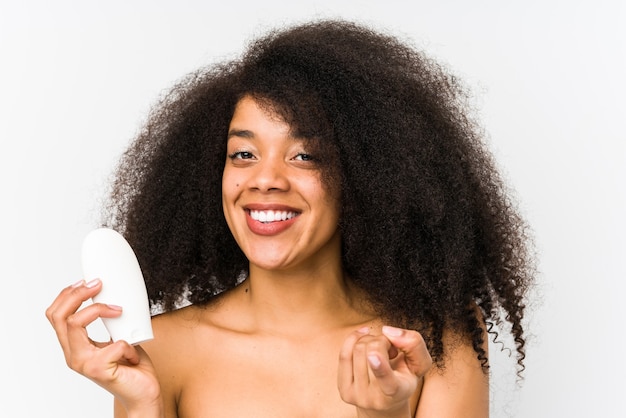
[293,153,314,162]
[228,151,255,160]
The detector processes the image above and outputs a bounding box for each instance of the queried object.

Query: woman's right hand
[46,279,163,417]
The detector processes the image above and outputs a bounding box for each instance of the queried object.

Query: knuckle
[81,360,103,378]
[415,332,426,345]
[354,335,390,356]
[48,309,66,327]
[66,352,83,371]
[368,338,386,351]
[406,330,426,347]
[65,313,82,329]
[358,396,385,410]
[73,353,106,381]
[338,350,351,362]
[353,340,368,354]
[404,329,421,340]
[44,306,55,322]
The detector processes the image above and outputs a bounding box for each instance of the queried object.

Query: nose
[250,158,290,192]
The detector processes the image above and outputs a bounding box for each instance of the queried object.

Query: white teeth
[250,210,297,223]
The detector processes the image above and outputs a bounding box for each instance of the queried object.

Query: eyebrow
[227,128,302,141]
[227,129,255,139]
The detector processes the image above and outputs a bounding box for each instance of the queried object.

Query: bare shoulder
[415,320,490,417]
[143,292,237,360]
[138,292,240,416]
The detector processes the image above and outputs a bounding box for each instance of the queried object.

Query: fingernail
[71,280,84,288]
[85,279,100,288]
[368,354,381,369]
[107,304,122,311]
[357,326,370,334]
[382,325,403,337]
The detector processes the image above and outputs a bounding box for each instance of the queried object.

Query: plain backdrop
[1,1,624,417]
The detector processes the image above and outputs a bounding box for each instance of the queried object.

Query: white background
[1,1,624,417]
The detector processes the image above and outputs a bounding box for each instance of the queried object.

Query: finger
[365,342,401,397]
[367,353,400,396]
[77,340,140,383]
[46,279,103,347]
[382,326,432,377]
[81,340,140,380]
[337,327,369,397]
[66,302,122,346]
[59,303,121,369]
[352,335,374,392]
[46,280,99,326]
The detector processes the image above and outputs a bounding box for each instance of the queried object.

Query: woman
[47,19,534,417]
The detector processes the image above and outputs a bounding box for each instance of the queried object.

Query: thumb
[382,325,432,377]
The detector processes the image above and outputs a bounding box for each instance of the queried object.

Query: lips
[245,206,301,236]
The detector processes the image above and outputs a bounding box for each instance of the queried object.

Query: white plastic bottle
[81,228,154,345]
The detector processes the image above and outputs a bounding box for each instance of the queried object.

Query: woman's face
[222,96,341,273]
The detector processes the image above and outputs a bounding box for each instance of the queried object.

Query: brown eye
[293,153,314,161]
[228,151,255,160]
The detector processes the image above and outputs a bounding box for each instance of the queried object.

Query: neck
[240,259,365,335]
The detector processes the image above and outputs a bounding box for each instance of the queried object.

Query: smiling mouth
[248,209,299,223]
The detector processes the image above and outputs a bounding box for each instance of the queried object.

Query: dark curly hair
[104,19,534,374]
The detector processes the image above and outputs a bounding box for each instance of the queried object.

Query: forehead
[228,96,296,141]
[231,96,283,122]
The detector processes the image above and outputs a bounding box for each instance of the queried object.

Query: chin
[246,252,295,272]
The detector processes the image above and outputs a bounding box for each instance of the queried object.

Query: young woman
[47,19,534,417]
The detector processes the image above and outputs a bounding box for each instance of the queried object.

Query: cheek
[311,178,339,207]
[308,181,341,221]
[221,173,235,213]
[221,168,240,195]
[323,186,342,223]
[221,170,245,227]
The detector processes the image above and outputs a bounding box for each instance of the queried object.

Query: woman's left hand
[337,325,432,418]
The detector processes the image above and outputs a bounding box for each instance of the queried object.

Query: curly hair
[104,19,534,374]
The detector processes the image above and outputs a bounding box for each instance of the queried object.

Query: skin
[46,97,489,417]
